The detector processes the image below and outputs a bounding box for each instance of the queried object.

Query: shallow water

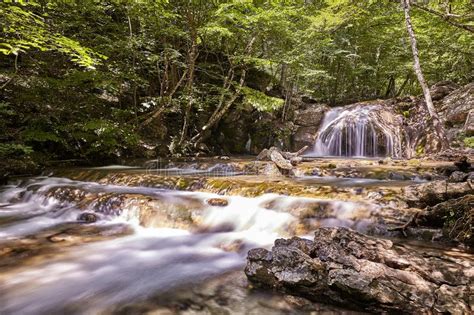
[0,177,311,314]
[0,164,464,314]
[294,175,426,187]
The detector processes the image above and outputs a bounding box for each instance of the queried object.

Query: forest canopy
[1,0,473,163]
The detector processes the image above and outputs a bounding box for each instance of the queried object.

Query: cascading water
[0,176,375,314]
[313,104,404,158]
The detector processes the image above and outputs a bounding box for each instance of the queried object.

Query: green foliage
[0,144,33,158]
[463,137,474,149]
[22,130,61,143]
[242,87,284,112]
[0,0,472,162]
[0,3,106,68]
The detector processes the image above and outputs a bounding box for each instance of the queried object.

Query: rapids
[0,176,371,314]
[0,158,465,314]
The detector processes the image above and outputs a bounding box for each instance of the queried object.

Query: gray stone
[293,126,318,150]
[294,104,329,127]
[403,180,473,207]
[439,82,474,125]
[245,227,472,314]
[429,81,458,101]
[448,171,468,183]
[463,109,474,136]
[269,148,293,170]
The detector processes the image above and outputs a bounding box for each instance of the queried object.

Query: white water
[0,177,372,314]
[313,104,403,158]
[0,178,295,314]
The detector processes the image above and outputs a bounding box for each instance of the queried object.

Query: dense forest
[1,0,472,173]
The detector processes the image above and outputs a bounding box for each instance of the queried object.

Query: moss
[415,144,425,156]
[463,137,474,149]
[408,159,421,167]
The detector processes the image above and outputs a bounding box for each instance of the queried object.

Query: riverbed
[0,158,471,314]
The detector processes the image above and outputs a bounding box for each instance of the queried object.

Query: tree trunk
[178,10,198,146]
[412,3,474,34]
[402,0,449,151]
[395,74,410,97]
[127,13,139,127]
[190,36,256,146]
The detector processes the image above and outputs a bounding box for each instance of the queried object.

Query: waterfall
[313,104,403,158]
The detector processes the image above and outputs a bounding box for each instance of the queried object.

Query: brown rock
[417,195,474,246]
[207,198,229,207]
[293,126,318,150]
[429,81,458,101]
[256,148,270,161]
[77,212,99,223]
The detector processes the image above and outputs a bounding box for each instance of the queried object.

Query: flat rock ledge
[245,227,472,314]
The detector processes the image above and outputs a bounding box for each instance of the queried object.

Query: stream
[0,161,471,314]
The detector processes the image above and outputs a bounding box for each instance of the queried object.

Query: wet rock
[117,271,361,315]
[1,223,134,270]
[207,198,229,207]
[245,227,472,314]
[77,212,99,223]
[448,171,468,183]
[388,172,405,180]
[404,180,473,207]
[48,233,79,243]
[290,156,303,166]
[261,163,283,177]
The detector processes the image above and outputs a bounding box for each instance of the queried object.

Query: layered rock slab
[245,227,472,314]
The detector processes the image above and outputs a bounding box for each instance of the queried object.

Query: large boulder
[403,180,473,207]
[293,126,319,150]
[294,104,329,127]
[439,82,474,125]
[416,195,474,246]
[245,227,472,314]
[429,81,459,101]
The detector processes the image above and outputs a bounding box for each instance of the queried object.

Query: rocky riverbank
[246,227,473,314]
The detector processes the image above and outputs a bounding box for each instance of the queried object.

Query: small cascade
[0,176,381,314]
[313,104,404,158]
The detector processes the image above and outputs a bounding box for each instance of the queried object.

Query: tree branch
[412,3,474,34]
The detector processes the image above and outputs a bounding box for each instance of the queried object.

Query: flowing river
[0,161,470,314]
